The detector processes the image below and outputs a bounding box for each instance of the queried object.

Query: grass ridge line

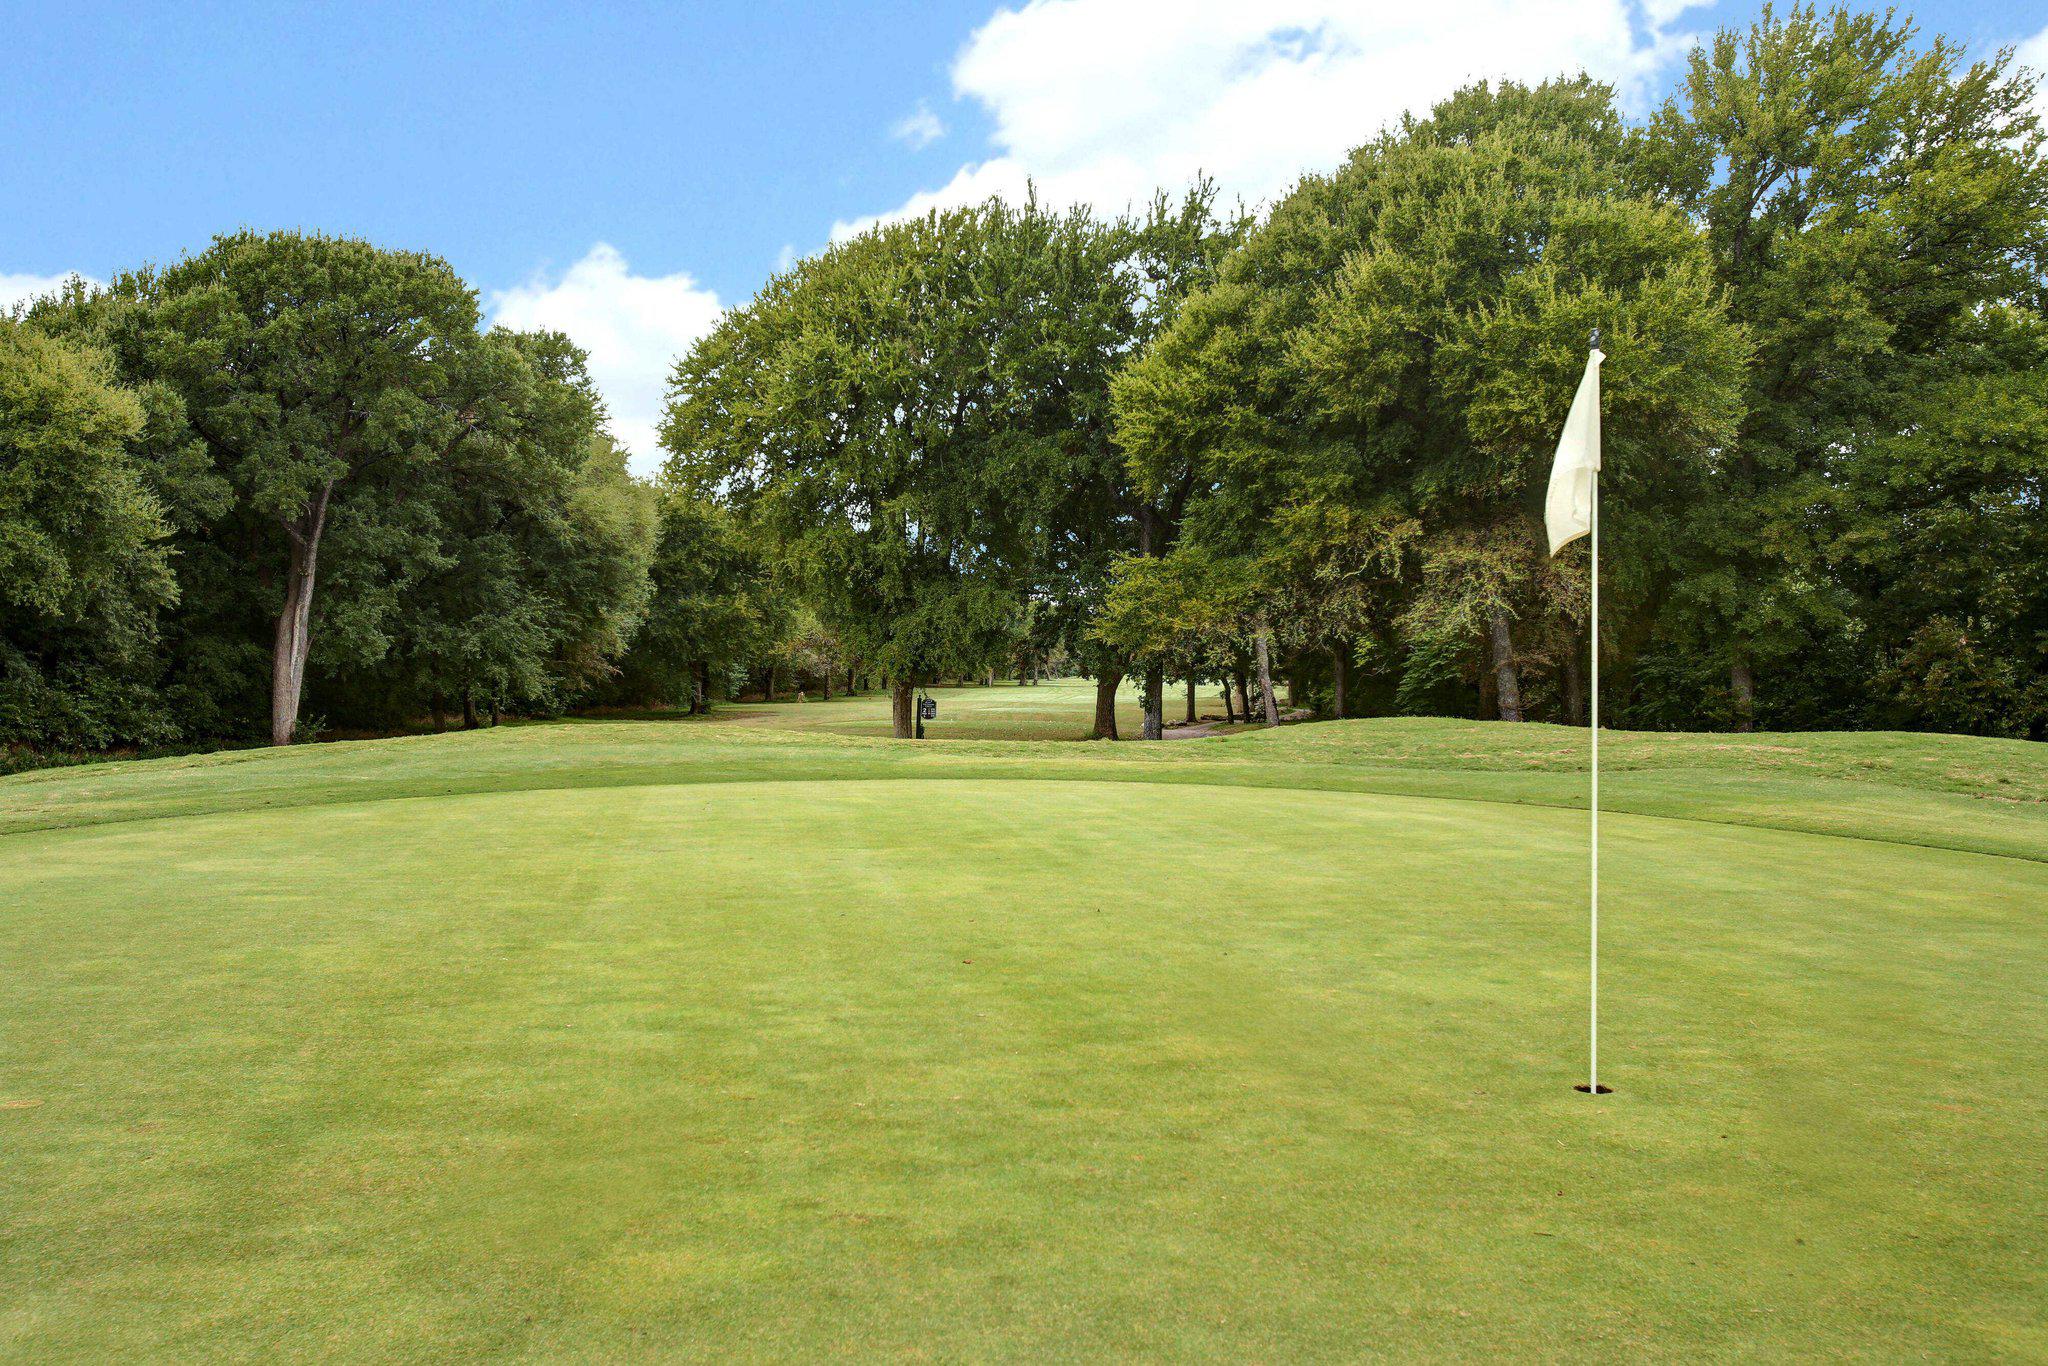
[6,766,2043,867]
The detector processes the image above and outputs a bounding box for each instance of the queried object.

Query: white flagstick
[1588,399,1600,1096]
[1545,331,1606,1094]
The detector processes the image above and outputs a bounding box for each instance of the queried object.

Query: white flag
[1545,348,1604,555]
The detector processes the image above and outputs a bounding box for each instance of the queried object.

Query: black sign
[917,697,937,721]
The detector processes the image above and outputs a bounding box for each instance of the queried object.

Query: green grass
[3,684,2044,1360]
[631,675,1241,741]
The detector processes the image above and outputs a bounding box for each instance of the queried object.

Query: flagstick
[1552,334,1608,1094]
[1589,437,1600,1097]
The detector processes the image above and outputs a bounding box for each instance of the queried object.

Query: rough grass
[2,684,2043,1360]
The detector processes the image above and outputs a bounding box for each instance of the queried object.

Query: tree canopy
[1113,75,1749,723]
[4,233,657,759]
[0,321,175,750]
[662,198,1135,736]
[4,4,2045,763]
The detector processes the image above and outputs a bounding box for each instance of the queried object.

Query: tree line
[667,6,2048,740]
[4,6,2045,762]
[3,235,658,758]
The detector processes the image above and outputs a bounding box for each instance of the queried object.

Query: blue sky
[6,0,2045,468]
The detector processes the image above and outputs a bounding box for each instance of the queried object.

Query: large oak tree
[131,231,483,743]
[662,199,1105,738]
[1114,77,1748,723]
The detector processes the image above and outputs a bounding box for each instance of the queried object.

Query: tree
[772,607,852,700]
[1635,5,2048,728]
[548,432,660,705]
[1116,77,1748,723]
[663,201,1082,738]
[0,321,176,752]
[130,231,483,744]
[1024,186,1246,740]
[608,487,779,713]
[1262,505,1419,718]
[26,262,658,746]
[1093,546,1258,721]
[338,341,653,730]
[18,277,239,743]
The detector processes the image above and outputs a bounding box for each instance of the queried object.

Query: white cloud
[834,0,1699,241]
[2019,24,2048,121]
[1638,0,1703,25]
[488,244,724,476]
[891,101,948,149]
[1,270,101,315]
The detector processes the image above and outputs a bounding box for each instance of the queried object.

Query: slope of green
[3,689,2044,1360]
[5,682,2042,860]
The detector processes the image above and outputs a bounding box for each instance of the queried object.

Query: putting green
[3,755,2043,1360]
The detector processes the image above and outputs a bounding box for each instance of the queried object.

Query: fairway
[683,676,1244,742]
[3,693,2045,1360]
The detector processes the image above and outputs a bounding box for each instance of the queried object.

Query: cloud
[834,0,1699,241]
[891,101,947,149]
[488,244,724,476]
[2019,23,2048,121]
[1,270,101,315]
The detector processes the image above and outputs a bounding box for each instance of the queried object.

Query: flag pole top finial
[1590,327,1601,349]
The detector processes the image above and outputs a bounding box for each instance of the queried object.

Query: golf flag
[1553,338,1607,1095]
[1545,348,1604,556]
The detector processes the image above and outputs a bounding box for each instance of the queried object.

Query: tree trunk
[1235,669,1252,722]
[693,660,710,714]
[462,688,479,730]
[891,680,916,739]
[822,671,832,701]
[1332,645,1350,719]
[1092,670,1122,740]
[1730,657,1757,733]
[489,701,500,727]
[1222,679,1237,723]
[1563,643,1586,727]
[1185,675,1197,724]
[1489,609,1524,723]
[431,693,447,733]
[269,481,333,746]
[1254,618,1281,727]
[1141,662,1164,740]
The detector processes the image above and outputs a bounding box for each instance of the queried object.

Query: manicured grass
[2,692,2043,1359]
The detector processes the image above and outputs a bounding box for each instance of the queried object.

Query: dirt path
[1163,708,1312,740]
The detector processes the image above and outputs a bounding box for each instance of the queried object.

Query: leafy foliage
[1115,76,1748,724]
[0,322,176,750]
[5,235,658,755]
[6,6,2047,757]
